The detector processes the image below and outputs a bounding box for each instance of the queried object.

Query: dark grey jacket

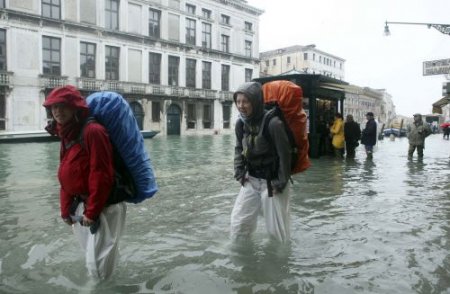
[407,117,431,146]
[233,82,291,192]
[361,118,377,146]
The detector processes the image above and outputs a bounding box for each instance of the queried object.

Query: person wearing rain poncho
[231,82,292,243]
[43,86,126,280]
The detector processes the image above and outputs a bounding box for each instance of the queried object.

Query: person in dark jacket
[317,116,328,156]
[443,126,450,140]
[344,114,361,159]
[361,112,377,159]
[43,86,126,280]
[231,82,292,243]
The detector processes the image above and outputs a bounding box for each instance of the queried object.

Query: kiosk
[255,74,348,158]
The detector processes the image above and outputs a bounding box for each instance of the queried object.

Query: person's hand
[273,188,284,195]
[62,218,73,226]
[239,175,248,186]
[82,215,94,227]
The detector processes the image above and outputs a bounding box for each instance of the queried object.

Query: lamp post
[384,21,450,36]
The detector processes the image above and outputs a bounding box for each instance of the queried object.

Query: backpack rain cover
[86,91,158,203]
[262,80,311,174]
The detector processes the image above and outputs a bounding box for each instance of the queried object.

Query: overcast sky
[246,0,450,117]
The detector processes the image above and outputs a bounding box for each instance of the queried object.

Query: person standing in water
[361,112,377,159]
[43,86,127,280]
[230,82,292,243]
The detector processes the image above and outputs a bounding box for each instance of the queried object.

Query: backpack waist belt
[248,168,267,179]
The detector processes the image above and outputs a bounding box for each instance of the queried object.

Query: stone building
[344,85,384,125]
[0,0,263,135]
[260,44,345,80]
[378,89,396,126]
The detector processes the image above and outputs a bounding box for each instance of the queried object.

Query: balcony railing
[170,87,184,96]
[77,78,103,91]
[39,75,68,88]
[75,78,230,101]
[152,85,165,95]
[0,71,13,87]
[205,89,216,99]
[189,89,201,97]
[105,81,125,92]
[219,91,233,102]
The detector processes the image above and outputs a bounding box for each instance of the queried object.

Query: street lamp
[384,21,450,36]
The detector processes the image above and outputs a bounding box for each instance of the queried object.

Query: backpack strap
[253,110,278,197]
[258,109,276,137]
[260,106,296,185]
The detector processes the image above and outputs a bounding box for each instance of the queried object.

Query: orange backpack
[262,80,311,174]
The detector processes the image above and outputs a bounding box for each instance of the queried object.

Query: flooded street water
[1,134,450,293]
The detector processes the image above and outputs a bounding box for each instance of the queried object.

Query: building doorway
[130,102,144,130]
[167,104,181,135]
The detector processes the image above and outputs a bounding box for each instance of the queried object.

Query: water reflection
[0,144,12,197]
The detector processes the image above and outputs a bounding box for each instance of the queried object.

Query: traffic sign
[423,58,450,76]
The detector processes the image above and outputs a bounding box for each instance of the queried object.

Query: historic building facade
[0,0,263,135]
[344,85,382,125]
[344,85,396,127]
[378,89,396,126]
[259,44,345,81]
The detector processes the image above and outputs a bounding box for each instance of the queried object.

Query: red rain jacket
[58,122,114,220]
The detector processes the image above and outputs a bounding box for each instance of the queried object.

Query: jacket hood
[233,82,264,123]
[43,85,88,110]
[42,85,89,136]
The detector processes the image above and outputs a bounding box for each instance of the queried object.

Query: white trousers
[230,175,291,243]
[72,202,127,280]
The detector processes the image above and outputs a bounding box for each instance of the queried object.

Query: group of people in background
[328,112,377,160]
[327,112,432,160]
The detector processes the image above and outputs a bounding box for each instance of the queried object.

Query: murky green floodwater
[1,134,450,293]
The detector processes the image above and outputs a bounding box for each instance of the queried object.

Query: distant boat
[383,128,406,137]
[140,130,160,139]
[0,130,159,143]
[0,130,59,143]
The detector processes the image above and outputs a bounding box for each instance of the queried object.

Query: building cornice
[260,44,346,62]
[211,0,264,16]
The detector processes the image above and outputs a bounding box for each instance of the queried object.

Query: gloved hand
[45,119,57,136]
[62,217,73,226]
[234,169,244,179]
[69,215,100,234]
[271,179,285,195]
[82,215,94,227]
[235,169,247,186]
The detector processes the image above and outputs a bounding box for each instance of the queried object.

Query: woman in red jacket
[43,85,126,280]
